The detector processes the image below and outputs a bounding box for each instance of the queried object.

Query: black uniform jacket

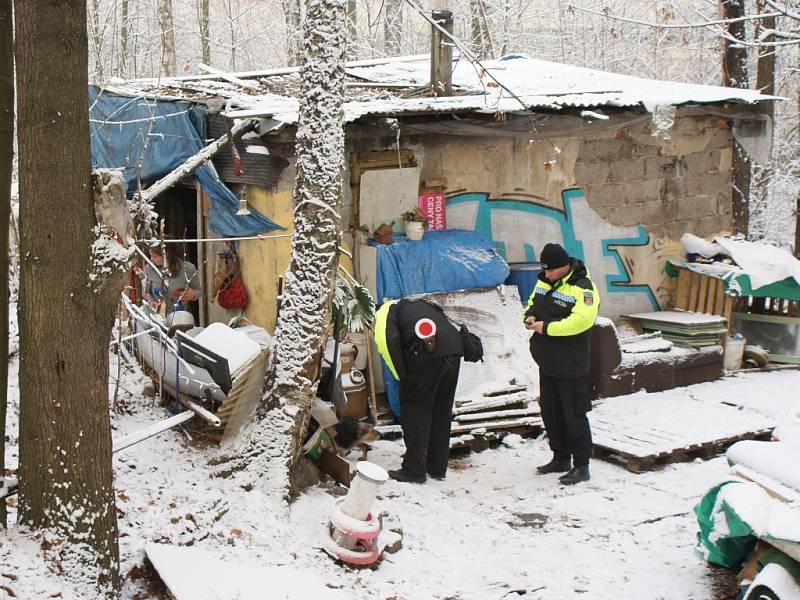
[382,299,463,381]
[524,259,599,378]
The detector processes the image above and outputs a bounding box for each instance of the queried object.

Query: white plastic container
[724,336,746,371]
[405,221,425,241]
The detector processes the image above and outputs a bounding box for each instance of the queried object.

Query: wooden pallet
[673,267,736,323]
[593,429,772,473]
[590,390,777,473]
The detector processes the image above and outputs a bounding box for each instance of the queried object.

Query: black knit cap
[540,243,570,269]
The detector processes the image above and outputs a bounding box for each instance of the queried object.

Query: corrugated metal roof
[103,53,776,127]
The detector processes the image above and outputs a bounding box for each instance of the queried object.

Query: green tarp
[694,480,758,569]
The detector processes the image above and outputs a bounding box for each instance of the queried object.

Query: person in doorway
[524,243,599,485]
[374,299,463,483]
[143,243,202,314]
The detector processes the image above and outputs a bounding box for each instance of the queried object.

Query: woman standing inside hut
[143,243,202,316]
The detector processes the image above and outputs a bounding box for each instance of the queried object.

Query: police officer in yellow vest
[524,243,599,485]
[374,299,463,483]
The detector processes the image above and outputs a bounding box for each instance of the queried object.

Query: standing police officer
[524,243,599,485]
[374,299,463,483]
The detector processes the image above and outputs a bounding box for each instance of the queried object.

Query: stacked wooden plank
[375,386,543,455]
[450,387,542,454]
[625,310,727,348]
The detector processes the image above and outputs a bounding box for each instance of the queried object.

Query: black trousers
[400,356,460,479]
[539,373,593,467]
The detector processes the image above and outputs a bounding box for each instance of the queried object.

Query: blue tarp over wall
[371,229,509,303]
[371,229,509,417]
[89,86,284,237]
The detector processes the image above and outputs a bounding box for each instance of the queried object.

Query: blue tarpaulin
[371,229,509,303]
[372,229,509,417]
[88,86,284,237]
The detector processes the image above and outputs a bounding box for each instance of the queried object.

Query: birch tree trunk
[198,0,211,66]
[15,1,123,594]
[157,0,177,77]
[720,0,751,236]
[384,0,403,56]
[0,0,12,530]
[228,0,346,500]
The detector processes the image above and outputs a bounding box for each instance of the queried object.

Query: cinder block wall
[575,115,733,239]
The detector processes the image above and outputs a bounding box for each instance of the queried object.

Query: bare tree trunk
[283,0,303,66]
[15,1,121,594]
[720,0,750,237]
[384,0,403,56]
[228,0,346,500]
[796,191,800,258]
[347,0,356,60]
[89,0,105,81]
[119,0,131,77]
[0,0,12,531]
[470,0,494,59]
[224,0,237,71]
[198,0,211,66]
[752,0,776,240]
[157,0,177,76]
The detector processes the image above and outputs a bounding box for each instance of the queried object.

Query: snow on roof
[103,53,775,128]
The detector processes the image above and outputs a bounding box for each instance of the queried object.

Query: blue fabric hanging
[88,86,284,236]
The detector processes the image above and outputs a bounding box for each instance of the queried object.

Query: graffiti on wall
[446,188,665,316]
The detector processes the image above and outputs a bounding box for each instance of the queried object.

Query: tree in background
[158,0,177,76]
[720,0,752,236]
[384,0,404,56]
[283,0,303,66]
[198,0,211,66]
[0,0,11,531]
[15,0,124,594]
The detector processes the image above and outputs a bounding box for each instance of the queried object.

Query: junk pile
[694,401,800,598]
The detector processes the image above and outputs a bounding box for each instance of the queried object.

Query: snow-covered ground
[4,358,800,599]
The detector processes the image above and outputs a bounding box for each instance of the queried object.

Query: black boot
[388,469,426,484]
[559,465,590,485]
[536,458,572,474]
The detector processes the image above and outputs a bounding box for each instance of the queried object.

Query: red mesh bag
[217,275,248,309]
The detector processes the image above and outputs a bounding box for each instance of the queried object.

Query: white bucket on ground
[724,336,746,371]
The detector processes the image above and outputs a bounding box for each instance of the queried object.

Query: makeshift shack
[97,39,776,334]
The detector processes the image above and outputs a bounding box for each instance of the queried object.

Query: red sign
[418,192,446,230]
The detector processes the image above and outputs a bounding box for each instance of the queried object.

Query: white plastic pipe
[340,461,389,520]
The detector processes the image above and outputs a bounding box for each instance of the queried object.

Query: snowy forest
[2,0,800,599]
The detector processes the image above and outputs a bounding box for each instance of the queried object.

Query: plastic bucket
[724,336,746,371]
[302,428,333,461]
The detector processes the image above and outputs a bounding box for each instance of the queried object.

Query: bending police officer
[374,299,463,484]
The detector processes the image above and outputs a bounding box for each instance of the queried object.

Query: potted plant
[401,206,428,241]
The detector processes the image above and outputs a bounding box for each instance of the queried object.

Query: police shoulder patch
[583,290,594,305]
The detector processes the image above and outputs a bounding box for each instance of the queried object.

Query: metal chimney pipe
[430,9,454,97]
